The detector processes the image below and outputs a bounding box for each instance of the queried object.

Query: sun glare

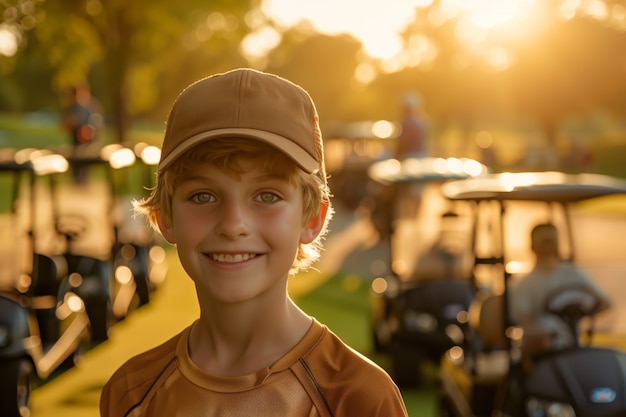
[255,0,623,77]
[262,0,434,60]
[461,0,534,29]
[258,0,542,74]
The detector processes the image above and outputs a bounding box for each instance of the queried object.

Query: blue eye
[258,192,279,203]
[191,192,214,203]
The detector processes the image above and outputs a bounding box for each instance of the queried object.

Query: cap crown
[158,68,323,174]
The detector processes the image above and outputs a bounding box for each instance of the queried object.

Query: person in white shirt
[510,223,611,359]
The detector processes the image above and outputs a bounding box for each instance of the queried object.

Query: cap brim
[158,128,319,174]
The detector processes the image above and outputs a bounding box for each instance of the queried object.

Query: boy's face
[157,157,325,304]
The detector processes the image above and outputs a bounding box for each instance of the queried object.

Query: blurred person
[100,68,408,417]
[394,92,427,160]
[392,93,428,224]
[62,83,104,184]
[510,223,611,363]
[411,212,467,281]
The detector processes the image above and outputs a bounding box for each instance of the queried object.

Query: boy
[100,68,408,416]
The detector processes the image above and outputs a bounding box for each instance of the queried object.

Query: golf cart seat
[467,291,510,382]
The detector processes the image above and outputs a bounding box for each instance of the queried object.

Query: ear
[156,210,176,244]
[300,203,328,244]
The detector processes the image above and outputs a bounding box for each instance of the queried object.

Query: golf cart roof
[368,156,488,185]
[441,171,626,203]
[0,149,34,172]
[0,159,34,172]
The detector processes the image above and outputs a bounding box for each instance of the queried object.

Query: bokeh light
[0,24,19,57]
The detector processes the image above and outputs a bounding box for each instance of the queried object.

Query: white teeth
[211,253,256,263]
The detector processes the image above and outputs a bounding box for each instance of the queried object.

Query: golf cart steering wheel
[544,283,602,344]
[544,283,601,318]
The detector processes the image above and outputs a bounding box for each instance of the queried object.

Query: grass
[295,273,438,416]
[0,113,165,150]
[0,113,66,149]
[296,273,372,352]
[594,143,626,179]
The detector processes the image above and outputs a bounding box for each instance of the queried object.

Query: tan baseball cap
[158,68,324,175]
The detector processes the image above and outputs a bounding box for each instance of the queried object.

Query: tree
[508,16,626,148]
[1,0,257,142]
[370,2,626,161]
[264,31,362,122]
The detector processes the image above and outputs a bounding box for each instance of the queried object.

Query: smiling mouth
[209,253,257,263]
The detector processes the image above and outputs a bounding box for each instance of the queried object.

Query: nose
[215,199,250,239]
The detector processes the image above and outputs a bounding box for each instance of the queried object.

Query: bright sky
[261,0,435,60]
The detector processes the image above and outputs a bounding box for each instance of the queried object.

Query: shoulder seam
[298,358,334,417]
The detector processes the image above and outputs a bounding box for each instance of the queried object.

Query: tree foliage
[509,16,626,143]
[2,0,626,150]
[1,0,257,142]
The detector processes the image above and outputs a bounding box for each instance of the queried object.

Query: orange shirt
[100,318,408,416]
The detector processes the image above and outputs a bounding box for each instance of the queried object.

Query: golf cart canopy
[441,171,626,203]
[368,156,488,185]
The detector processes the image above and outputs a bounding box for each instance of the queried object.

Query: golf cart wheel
[86,296,111,343]
[0,357,35,417]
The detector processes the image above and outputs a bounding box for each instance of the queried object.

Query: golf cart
[367,156,488,386]
[0,145,166,416]
[52,143,166,325]
[438,171,626,417]
[0,149,92,417]
[100,143,167,320]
